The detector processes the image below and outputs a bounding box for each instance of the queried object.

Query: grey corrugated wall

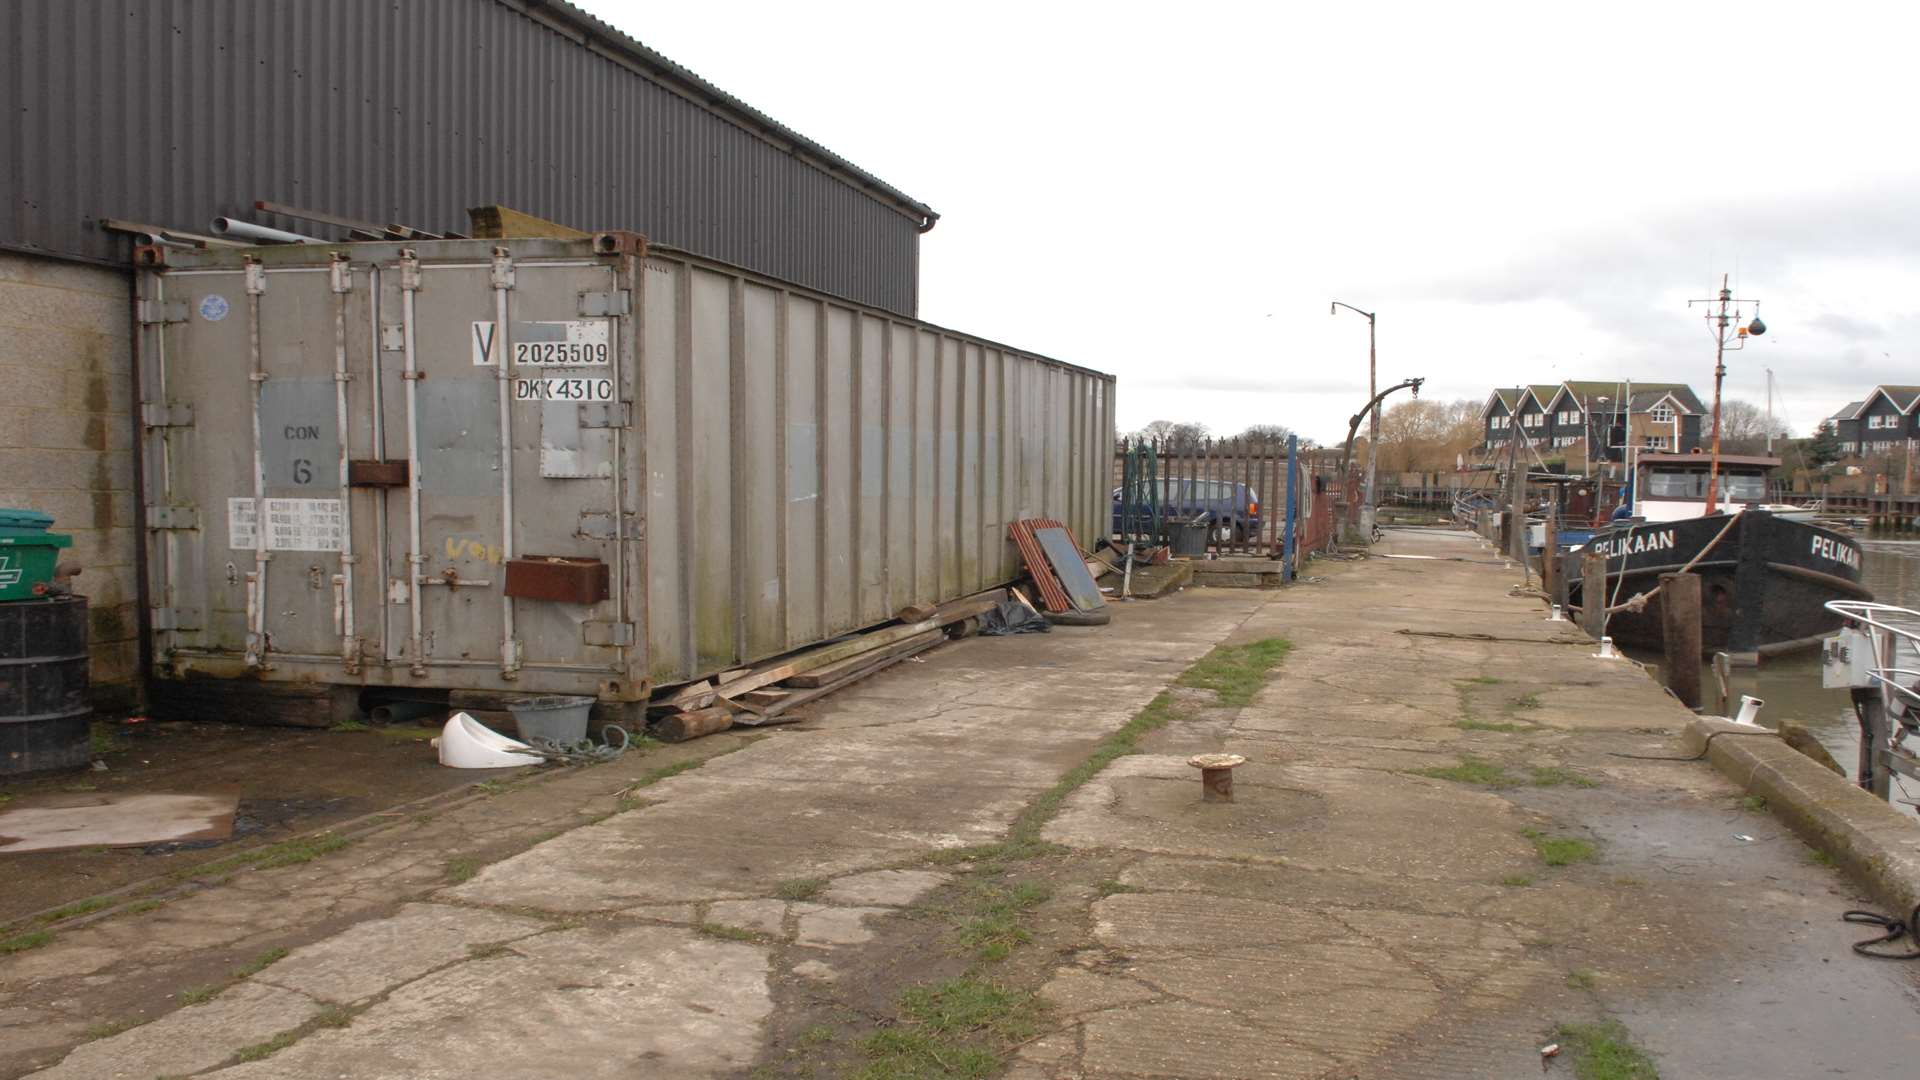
[1,0,929,315]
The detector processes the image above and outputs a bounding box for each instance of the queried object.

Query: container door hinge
[151,605,202,631]
[577,290,632,317]
[584,621,635,647]
[576,511,641,541]
[578,402,631,429]
[142,402,194,428]
[145,505,200,530]
[136,299,188,325]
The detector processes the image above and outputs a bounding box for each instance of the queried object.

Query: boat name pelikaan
[1592,529,1676,560]
[1810,534,1861,570]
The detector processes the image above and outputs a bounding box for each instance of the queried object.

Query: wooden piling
[1659,572,1703,709]
[1580,549,1606,641]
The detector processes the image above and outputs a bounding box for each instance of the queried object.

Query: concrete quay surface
[8,527,1919,1078]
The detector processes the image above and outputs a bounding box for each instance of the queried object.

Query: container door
[377,251,627,679]
[143,257,378,669]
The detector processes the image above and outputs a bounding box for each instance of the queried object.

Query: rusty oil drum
[0,595,91,775]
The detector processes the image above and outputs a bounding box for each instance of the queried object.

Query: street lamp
[1330,301,1378,540]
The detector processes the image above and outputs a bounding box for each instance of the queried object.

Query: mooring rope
[1602,513,1743,615]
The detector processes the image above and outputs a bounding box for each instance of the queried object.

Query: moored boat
[1567,453,1869,655]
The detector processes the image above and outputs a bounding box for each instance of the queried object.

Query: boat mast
[1765,368,1775,454]
[1688,274,1763,514]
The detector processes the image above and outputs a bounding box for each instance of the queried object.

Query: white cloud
[578,0,1920,443]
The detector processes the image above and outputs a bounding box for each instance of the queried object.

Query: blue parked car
[1112,479,1262,543]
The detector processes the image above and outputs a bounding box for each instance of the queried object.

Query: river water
[1646,540,1920,817]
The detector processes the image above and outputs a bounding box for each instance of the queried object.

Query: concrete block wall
[0,250,141,711]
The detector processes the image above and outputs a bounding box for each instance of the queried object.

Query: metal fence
[1111,437,1355,563]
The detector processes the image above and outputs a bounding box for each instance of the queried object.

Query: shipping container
[133,235,1113,711]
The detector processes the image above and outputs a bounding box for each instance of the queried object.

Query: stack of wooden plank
[649,590,1004,742]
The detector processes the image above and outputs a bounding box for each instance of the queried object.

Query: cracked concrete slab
[820,869,950,907]
[792,904,888,948]
[706,899,786,936]
[27,980,320,1080]
[256,902,549,1006]
[203,925,770,1080]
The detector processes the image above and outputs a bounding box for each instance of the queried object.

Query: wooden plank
[743,637,944,723]
[786,629,944,687]
[467,204,590,239]
[653,707,734,743]
[656,678,715,711]
[714,620,938,700]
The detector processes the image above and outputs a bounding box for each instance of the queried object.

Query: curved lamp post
[1331,301,1378,538]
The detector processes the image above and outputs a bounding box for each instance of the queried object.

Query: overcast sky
[581,0,1919,444]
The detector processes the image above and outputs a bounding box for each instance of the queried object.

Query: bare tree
[1715,399,1791,454]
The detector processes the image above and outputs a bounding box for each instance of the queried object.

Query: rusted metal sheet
[135,235,1113,703]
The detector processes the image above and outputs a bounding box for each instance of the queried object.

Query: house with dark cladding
[1481,381,1705,462]
[1825,386,1920,457]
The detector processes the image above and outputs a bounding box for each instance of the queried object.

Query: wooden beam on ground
[653,706,734,743]
[786,629,945,687]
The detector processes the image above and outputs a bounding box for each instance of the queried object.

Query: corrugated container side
[637,249,1112,684]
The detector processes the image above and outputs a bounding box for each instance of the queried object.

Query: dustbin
[1170,519,1211,558]
[505,695,595,744]
[0,509,74,602]
[0,595,90,775]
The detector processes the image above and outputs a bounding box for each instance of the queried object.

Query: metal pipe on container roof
[211,217,321,244]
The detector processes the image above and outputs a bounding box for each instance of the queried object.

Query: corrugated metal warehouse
[0,0,1110,715]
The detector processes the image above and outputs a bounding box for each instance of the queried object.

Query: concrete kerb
[1686,717,1920,917]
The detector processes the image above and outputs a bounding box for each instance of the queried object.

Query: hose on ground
[1843,905,1920,959]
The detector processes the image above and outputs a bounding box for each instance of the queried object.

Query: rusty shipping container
[133,235,1114,711]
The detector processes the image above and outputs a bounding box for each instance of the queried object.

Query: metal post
[1659,572,1702,709]
[1365,313,1378,537]
[1282,434,1298,583]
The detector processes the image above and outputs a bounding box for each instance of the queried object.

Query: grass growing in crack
[1808,848,1839,868]
[467,941,512,960]
[83,1017,136,1040]
[182,833,354,881]
[36,896,113,925]
[0,930,53,955]
[1457,718,1525,733]
[954,880,1051,961]
[328,718,370,733]
[698,922,762,942]
[1740,794,1769,812]
[314,1004,355,1029]
[1565,968,1598,990]
[1415,756,1514,787]
[853,979,1036,1079]
[1463,675,1502,685]
[232,1030,300,1063]
[776,877,826,901]
[1553,1020,1660,1079]
[1523,828,1598,867]
[177,984,221,1006]
[1175,638,1293,707]
[1530,766,1598,788]
[445,856,483,884]
[1508,692,1543,711]
[474,779,510,796]
[1096,880,1145,896]
[1501,874,1534,888]
[234,946,288,978]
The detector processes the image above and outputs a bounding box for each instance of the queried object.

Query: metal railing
[1822,600,1920,805]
